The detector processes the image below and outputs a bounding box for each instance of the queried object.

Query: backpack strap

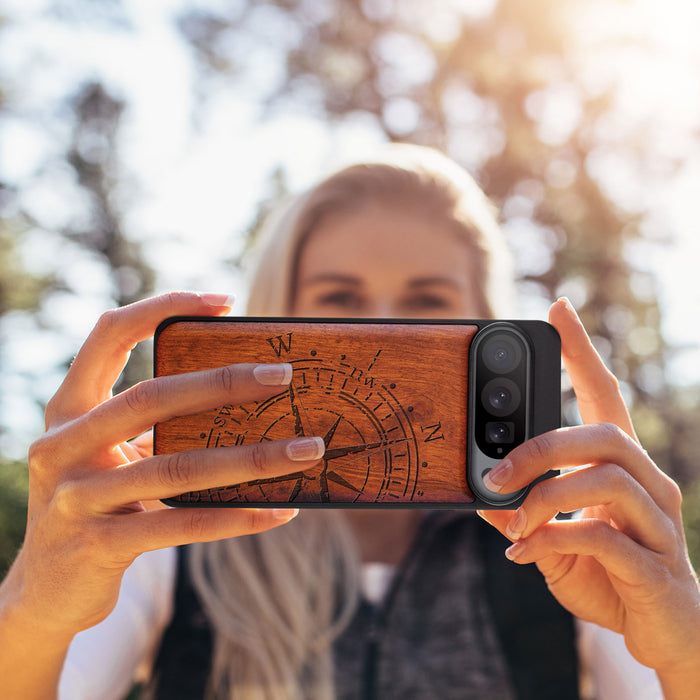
[477,516,580,700]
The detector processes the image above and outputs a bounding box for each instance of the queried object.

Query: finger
[47,292,234,424]
[483,423,681,514]
[548,298,636,439]
[503,464,675,554]
[120,441,142,462]
[110,506,301,558]
[85,436,325,507]
[503,517,662,588]
[127,430,153,459]
[64,362,293,457]
[120,431,152,461]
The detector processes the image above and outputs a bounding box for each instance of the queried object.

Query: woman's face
[293,202,485,319]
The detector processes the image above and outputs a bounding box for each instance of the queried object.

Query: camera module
[470,323,531,463]
[467,320,560,507]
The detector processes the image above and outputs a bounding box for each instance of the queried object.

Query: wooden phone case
[154,317,560,509]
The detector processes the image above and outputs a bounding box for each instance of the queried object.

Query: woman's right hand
[1,292,324,642]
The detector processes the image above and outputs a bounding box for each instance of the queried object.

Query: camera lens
[489,387,511,411]
[482,334,523,374]
[481,378,521,417]
[486,421,514,444]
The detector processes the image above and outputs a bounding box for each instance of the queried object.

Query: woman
[0,145,698,699]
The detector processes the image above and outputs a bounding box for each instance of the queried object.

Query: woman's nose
[366,300,399,318]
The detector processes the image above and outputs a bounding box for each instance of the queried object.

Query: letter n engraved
[267,333,293,356]
[421,422,445,442]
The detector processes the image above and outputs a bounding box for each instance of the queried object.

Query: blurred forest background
[1,0,700,574]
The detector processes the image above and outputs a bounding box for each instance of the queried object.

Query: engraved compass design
[196,334,424,504]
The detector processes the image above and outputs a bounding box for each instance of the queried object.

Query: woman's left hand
[478,298,700,696]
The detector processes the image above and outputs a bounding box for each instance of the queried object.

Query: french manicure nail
[557,296,578,319]
[286,437,325,461]
[273,508,299,521]
[483,460,512,493]
[506,509,527,540]
[254,363,293,386]
[505,541,527,561]
[199,293,236,308]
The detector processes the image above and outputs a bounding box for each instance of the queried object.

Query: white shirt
[59,548,663,700]
[59,548,176,700]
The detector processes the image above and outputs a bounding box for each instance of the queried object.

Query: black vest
[148,514,579,699]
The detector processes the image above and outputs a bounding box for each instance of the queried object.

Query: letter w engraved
[267,333,293,356]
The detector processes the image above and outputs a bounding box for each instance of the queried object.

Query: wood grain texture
[155,319,477,506]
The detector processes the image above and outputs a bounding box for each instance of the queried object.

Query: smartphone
[154,317,560,509]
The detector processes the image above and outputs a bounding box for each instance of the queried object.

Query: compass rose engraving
[197,341,422,504]
[246,384,412,502]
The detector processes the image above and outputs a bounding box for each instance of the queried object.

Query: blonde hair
[189,512,359,700]
[188,145,514,699]
[246,143,513,318]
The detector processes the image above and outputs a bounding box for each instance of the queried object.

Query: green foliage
[0,226,53,315]
[0,460,28,577]
[682,478,700,572]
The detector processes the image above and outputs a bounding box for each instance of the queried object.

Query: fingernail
[506,509,527,540]
[483,460,512,493]
[557,296,578,319]
[286,437,325,461]
[505,541,527,561]
[273,508,299,521]
[254,363,293,386]
[199,293,236,308]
